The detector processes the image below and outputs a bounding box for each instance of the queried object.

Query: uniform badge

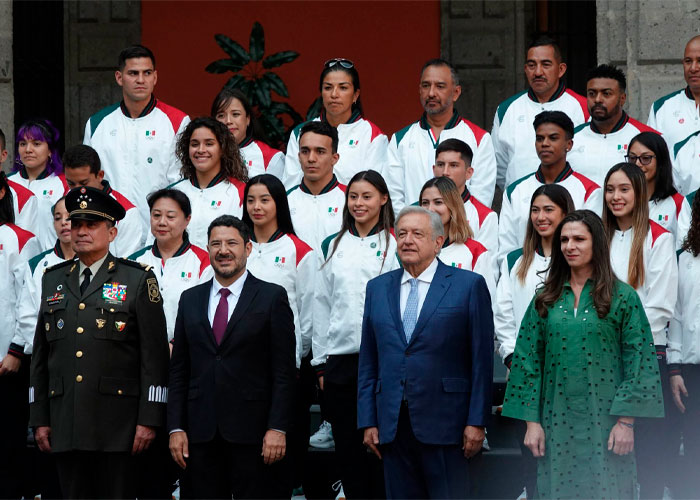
[80,201,87,209]
[102,283,127,302]
[45,322,50,332]
[115,321,126,332]
[96,319,106,329]
[370,242,377,248]
[147,278,161,303]
[57,319,64,330]
[70,263,77,273]
[108,261,115,271]
[46,293,65,305]
[56,284,62,290]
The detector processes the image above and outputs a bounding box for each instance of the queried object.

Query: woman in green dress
[502,209,664,499]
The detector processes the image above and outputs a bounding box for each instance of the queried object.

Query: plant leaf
[224,75,246,90]
[268,101,303,123]
[252,80,271,108]
[205,59,244,74]
[249,22,265,62]
[214,34,250,65]
[262,50,299,69]
[262,72,289,97]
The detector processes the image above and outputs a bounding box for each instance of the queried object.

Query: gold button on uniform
[79,303,85,310]
[51,390,55,396]
[76,351,83,358]
[76,327,84,334]
[117,390,123,395]
[76,375,83,382]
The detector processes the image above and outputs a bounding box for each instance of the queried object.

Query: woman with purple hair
[8,119,68,249]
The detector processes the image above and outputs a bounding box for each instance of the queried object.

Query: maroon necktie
[212,288,231,345]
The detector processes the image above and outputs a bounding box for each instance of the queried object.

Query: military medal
[115,321,126,332]
[46,293,65,305]
[102,283,127,302]
[57,319,64,330]
[96,319,106,329]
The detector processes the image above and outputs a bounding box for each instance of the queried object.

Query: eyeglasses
[324,58,354,69]
[625,154,656,166]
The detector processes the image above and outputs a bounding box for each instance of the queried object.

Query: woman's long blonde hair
[419,177,473,244]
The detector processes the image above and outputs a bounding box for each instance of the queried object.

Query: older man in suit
[167,215,296,499]
[358,206,494,499]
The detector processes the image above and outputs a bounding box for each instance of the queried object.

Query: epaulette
[117,257,153,272]
[45,258,77,273]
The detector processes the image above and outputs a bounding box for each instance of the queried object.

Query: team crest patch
[102,283,127,302]
[147,278,161,303]
[115,321,126,332]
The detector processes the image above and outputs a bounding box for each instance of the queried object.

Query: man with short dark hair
[0,127,39,233]
[168,215,296,499]
[568,64,662,185]
[64,144,145,256]
[648,35,700,146]
[386,59,497,213]
[84,44,190,227]
[492,36,589,189]
[498,111,602,265]
[30,186,170,499]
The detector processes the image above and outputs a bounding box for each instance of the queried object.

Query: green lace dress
[502,280,664,499]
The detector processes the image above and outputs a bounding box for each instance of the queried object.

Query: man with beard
[567,64,661,186]
[385,58,497,213]
[167,215,296,499]
[491,36,588,189]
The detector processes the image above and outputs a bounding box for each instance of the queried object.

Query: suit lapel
[198,280,217,349]
[64,259,81,299]
[387,271,406,345]
[220,274,260,346]
[408,262,452,346]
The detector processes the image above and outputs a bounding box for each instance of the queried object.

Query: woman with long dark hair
[212,88,285,180]
[668,190,700,497]
[8,118,68,249]
[314,170,397,498]
[627,131,691,248]
[283,59,389,188]
[602,162,679,498]
[502,209,664,499]
[171,116,248,248]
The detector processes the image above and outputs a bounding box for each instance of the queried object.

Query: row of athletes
[1,117,699,497]
[4,33,700,255]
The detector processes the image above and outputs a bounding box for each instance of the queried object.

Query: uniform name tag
[45,293,64,305]
[103,283,127,302]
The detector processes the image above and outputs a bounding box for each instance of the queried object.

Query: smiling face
[433,150,473,190]
[115,57,157,103]
[347,179,387,228]
[18,135,50,171]
[560,221,594,272]
[420,186,450,227]
[525,45,566,99]
[627,141,657,184]
[531,194,566,239]
[207,225,252,282]
[189,126,222,176]
[419,64,461,116]
[605,170,635,220]
[246,183,277,229]
[535,122,572,167]
[321,70,359,121]
[587,77,626,122]
[53,198,71,244]
[150,196,190,245]
[215,97,250,144]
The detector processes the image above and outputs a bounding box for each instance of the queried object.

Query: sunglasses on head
[324,58,354,69]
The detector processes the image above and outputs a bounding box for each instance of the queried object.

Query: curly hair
[682,192,700,256]
[176,116,247,183]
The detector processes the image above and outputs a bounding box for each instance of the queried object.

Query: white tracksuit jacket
[287,176,345,253]
[129,238,213,342]
[247,231,316,369]
[672,130,700,196]
[169,175,245,249]
[568,112,662,186]
[668,249,700,365]
[0,223,41,357]
[240,136,285,180]
[609,221,678,346]
[313,227,399,367]
[29,241,68,299]
[437,239,496,300]
[648,192,691,250]
[7,169,68,250]
[8,179,38,234]
[83,97,190,227]
[102,181,146,257]
[498,164,602,267]
[647,86,700,147]
[386,111,497,213]
[495,248,550,364]
[492,83,589,189]
[283,110,389,189]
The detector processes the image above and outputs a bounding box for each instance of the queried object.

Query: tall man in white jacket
[386,59,497,213]
[83,45,190,228]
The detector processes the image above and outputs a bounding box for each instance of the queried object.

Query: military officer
[29,186,170,499]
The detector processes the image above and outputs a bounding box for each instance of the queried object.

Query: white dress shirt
[208,271,248,326]
[78,253,109,283]
[400,258,438,318]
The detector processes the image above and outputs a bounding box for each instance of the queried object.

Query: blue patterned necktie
[402,278,419,342]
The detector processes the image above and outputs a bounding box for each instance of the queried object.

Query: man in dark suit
[358,206,494,499]
[29,186,170,499]
[168,215,296,499]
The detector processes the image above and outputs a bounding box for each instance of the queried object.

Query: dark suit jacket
[357,260,494,446]
[167,272,296,445]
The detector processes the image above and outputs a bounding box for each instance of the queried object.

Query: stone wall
[597,0,700,122]
[0,0,12,170]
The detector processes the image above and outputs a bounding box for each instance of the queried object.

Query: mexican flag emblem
[328,207,338,213]
[43,190,53,196]
[211,200,222,207]
[275,256,286,263]
[451,262,463,269]
[181,271,192,279]
[145,130,156,137]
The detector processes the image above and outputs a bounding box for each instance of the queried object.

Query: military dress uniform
[29,186,170,499]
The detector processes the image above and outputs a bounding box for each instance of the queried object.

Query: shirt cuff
[269,428,286,435]
[169,428,185,435]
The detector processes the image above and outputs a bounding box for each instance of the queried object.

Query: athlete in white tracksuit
[287,176,345,253]
[7,180,38,234]
[438,239,496,300]
[240,136,285,180]
[647,87,700,147]
[672,131,700,196]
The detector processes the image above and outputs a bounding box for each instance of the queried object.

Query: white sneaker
[332,480,346,500]
[309,420,334,448]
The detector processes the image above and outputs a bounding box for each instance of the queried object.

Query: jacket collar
[527,80,566,103]
[590,111,629,135]
[534,162,574,183]
[17,166,50,180]
[299,174,341,195]
[191,171,227,189]
[120,94,157,118]
[461,186,471,203]
[419,109,461,131]
[152,233,192,259]
[348,221,381,237]
[320,108,363,125]
[250,228,285,243]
